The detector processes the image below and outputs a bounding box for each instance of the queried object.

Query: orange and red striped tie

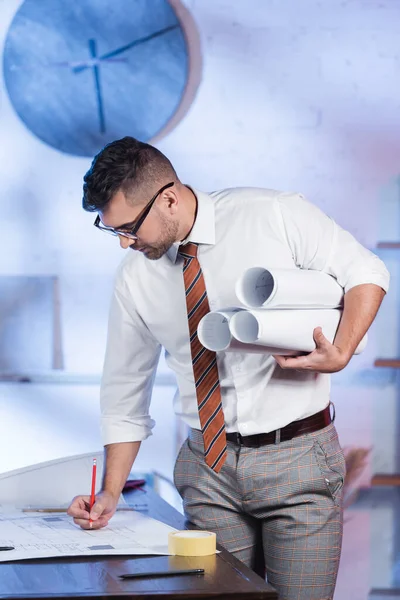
[179,242,227,473]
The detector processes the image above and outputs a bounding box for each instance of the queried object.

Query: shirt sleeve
[100,268,161,446]
[275,192,390,293]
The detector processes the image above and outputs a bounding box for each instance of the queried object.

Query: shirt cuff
[343,273,390,294]
[100,417,154,446]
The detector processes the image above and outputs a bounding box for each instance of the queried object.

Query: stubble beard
[139,213,179,261]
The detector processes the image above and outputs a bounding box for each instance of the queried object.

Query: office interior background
[0,1,399,598]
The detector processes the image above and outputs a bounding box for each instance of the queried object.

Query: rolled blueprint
[198,309,300,355]
[229,308,367,355]
[235,267,344,309]
[198,308,241,351]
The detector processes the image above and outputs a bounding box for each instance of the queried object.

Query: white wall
[0,0,398,372]
[0,0,399,476]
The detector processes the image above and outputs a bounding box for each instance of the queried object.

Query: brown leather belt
[225,406,332,447]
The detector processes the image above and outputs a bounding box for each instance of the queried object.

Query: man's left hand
[273,327,351,374]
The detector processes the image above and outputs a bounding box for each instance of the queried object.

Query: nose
[118,235,135,249]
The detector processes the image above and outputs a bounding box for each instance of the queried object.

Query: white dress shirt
[100,187,390,445]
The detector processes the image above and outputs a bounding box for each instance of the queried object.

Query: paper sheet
[198,308,265,352]
[198,266,367,356]
[0,452,118,507]
[198,308,299,355]
[0,509,177,562]
[236,267,344,309]
[229,308,367,354]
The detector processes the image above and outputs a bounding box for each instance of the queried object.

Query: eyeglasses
[94,181,175,240]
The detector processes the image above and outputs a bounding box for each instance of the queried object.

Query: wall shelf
[377,242,400,249]
[375,359,400,368]
[374,240,398,366]
[371,474,400,486]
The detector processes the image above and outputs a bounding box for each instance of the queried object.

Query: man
[68,136,389,600]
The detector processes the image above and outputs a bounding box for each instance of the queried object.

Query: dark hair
[82,136,178,212]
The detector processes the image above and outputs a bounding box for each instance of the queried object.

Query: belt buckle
[235,432,243,445]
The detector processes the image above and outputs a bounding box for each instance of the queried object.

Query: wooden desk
[0,487,277,599]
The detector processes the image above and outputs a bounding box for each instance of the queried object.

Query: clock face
[3,0,199,157]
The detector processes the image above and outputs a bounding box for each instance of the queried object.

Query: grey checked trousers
[174,420,345,600]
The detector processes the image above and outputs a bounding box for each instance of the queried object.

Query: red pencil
[89,458,97,528]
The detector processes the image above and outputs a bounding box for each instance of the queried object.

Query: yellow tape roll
[168,530,217,556]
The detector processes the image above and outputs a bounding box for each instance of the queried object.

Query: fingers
[67,496,91,520]
[67,494,117,530]
[73,516,110,530]
[272,355,284,367]
[273,355,309,370]
[68,507,90,520]
[89,498,108,521]
[313,327,330,346]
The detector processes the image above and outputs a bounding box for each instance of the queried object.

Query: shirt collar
[167,187,215,263]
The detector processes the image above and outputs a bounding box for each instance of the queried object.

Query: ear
[163,188,179,215]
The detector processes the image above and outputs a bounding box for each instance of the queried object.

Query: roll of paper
[168,531,217,556]
[229,308,367,355]
[235,267,344,309]
[198,309,300,355]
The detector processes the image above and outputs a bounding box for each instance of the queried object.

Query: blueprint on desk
[0,509,177,561]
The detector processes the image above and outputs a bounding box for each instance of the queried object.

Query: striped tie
[179,242,227,473]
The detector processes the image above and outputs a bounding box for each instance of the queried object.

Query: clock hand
[88,39,106,134]
[51,58,127,69]
[101,23,179,60]
[73,24,179,74]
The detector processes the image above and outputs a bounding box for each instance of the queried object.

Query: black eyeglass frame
[93,181,175,240]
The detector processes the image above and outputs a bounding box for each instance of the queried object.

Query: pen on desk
[119,569,205,579]
[113,504,149,511]
[22,504,148,513]
[89,457,97,528]
[22,508,72,513]
[0,547,15,551]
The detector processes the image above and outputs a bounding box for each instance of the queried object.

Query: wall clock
[3,0,201,157]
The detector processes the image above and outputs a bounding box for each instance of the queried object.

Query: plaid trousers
[174,420,345,600]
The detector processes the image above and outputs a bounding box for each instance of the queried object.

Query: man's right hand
[67,490,118,530]
[68,441,141,530]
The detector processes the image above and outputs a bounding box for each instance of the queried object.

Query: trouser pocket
[313,433,346,506]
